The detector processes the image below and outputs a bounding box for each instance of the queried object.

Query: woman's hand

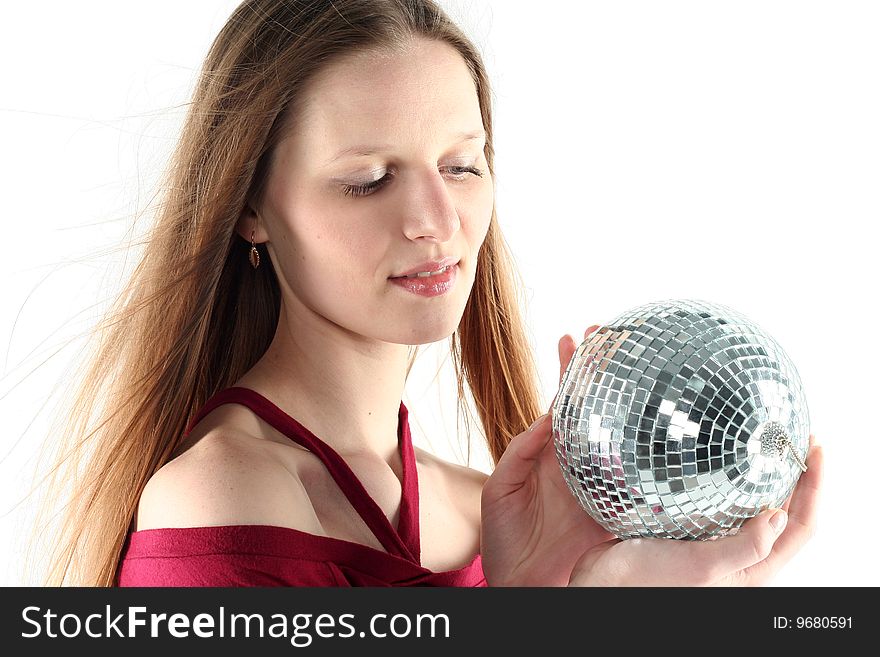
[481,326,616,586]
[481,326,824,587]
[568,435,823,586]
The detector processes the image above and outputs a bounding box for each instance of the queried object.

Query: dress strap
[185,387,421,564]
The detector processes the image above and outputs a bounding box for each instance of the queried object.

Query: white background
[1,1,877,586]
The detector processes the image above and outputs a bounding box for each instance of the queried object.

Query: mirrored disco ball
[552,299,809,540]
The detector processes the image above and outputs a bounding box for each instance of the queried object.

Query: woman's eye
[341,166,484,198]
[445,165,484,179]
[342,173,393,198]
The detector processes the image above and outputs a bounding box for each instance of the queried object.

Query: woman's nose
[399,169,461,243]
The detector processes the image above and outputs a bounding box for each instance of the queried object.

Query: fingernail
[769,509,788,533]
[528,413,549,432]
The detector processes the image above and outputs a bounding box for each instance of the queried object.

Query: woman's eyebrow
[323,129,485,166]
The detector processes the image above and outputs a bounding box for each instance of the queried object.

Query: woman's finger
[779,434,815,515]
[685,508,788,583]
[549,335,577,411]
[558,334,576,384]
[558,325,600,385]
[738,438,824,584]
[485,414,553,492]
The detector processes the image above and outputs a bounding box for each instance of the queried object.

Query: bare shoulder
[135,429,322,533]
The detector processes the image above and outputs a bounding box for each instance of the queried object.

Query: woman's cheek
[470,183,495,241]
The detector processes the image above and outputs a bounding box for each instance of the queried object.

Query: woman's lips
[388,263,458,297]
[390,256,458,278]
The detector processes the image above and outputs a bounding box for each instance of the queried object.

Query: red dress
[117,387,487,587]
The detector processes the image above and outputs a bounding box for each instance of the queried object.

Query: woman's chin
[391,320,460,346]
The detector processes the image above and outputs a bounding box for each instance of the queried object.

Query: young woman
[39,0,822,587]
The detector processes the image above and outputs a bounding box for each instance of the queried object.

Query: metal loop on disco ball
[551,299,810,540]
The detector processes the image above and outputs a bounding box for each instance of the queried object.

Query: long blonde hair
[32,0,542,587]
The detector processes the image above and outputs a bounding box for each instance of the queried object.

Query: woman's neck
[237,299,410,464]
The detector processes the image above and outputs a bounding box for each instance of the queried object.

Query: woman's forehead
[288,39,483,159]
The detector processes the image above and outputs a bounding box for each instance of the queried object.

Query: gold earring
[249,229,260,268]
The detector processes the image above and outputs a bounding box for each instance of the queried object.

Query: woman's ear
[235,204,268,243]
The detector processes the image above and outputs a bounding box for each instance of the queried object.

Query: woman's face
[250,38,494,346]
